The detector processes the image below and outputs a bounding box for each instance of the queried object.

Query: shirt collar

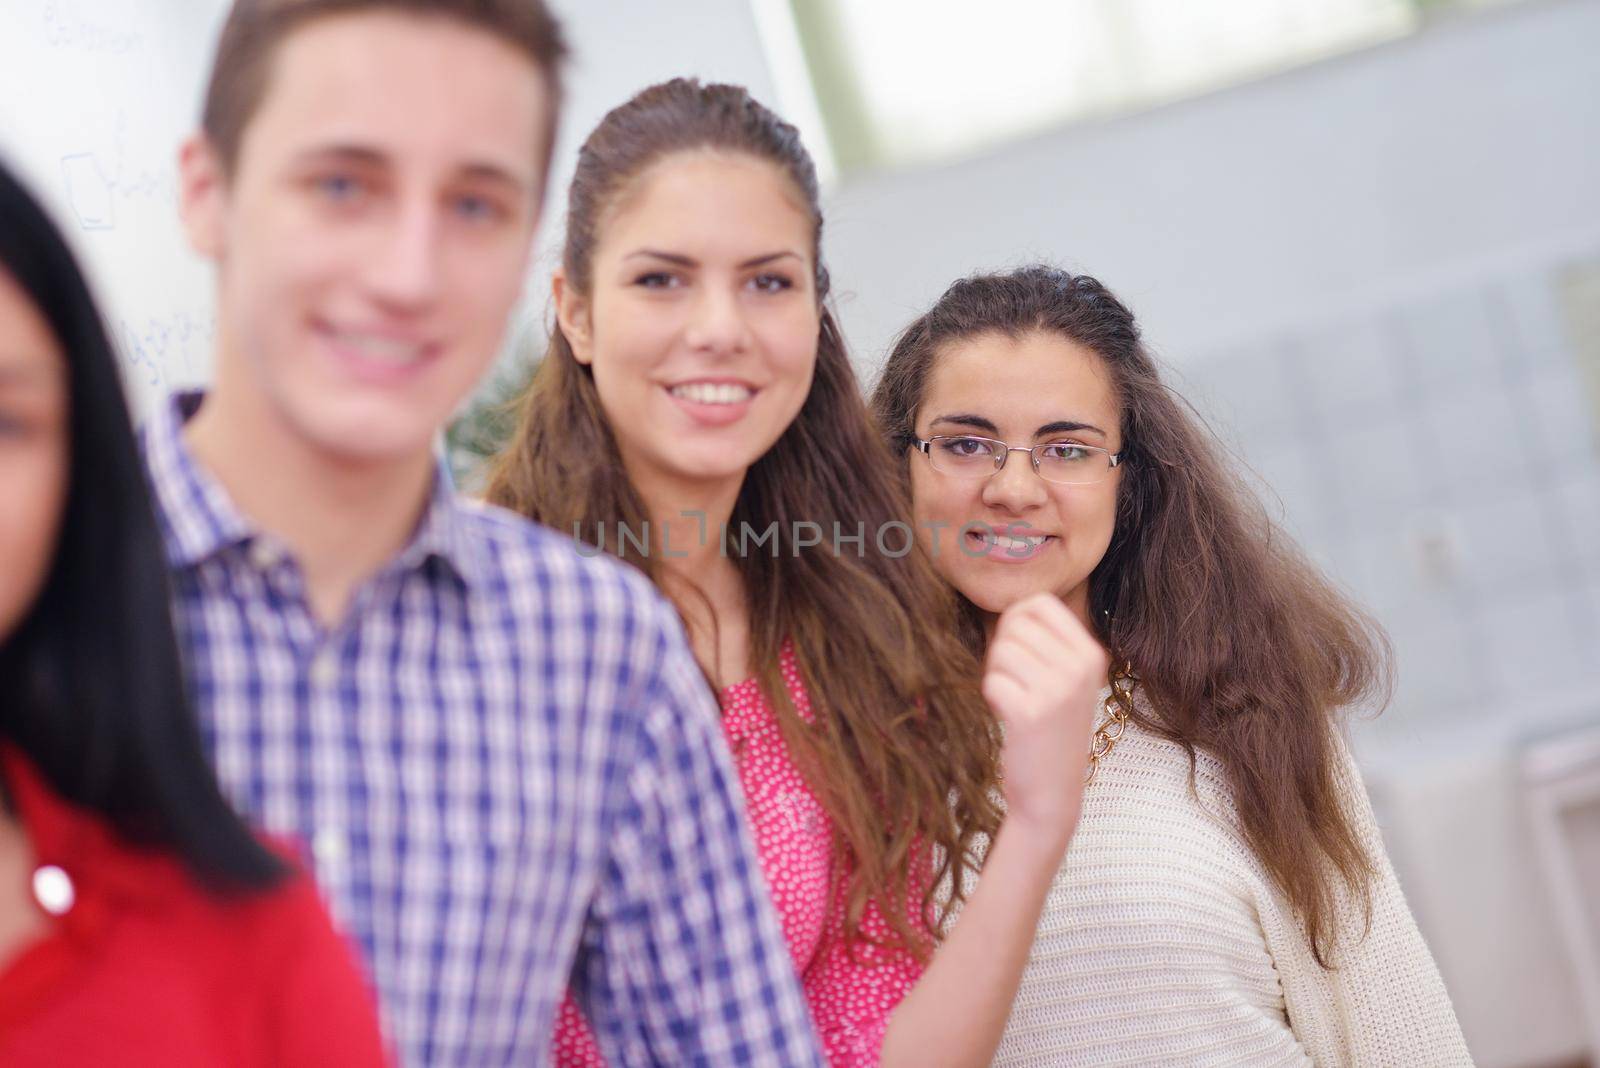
[141,390,254,572]
[389,463,488,590]
[140,390,486,591]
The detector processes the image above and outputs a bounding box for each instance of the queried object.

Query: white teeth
[990,534,1050,551]
[670,382,754,405]
[332,329,427,365]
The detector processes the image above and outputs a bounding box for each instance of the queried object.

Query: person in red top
[0,160,389,1067]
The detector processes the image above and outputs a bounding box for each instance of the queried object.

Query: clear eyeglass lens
[1035,444,1108,485]
[925,436,1111,485]
[929,436,1003,472]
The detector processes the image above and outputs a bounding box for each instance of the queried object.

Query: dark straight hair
[0,159,285,892]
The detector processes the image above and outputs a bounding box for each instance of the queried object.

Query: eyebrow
[1035,419,1107,438]
[292,144,532,196]
[930,413,1107,438]
[624,249,804,269]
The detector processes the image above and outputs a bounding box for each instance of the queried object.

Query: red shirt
[0,746,390,1067]
[555,643,930,1066]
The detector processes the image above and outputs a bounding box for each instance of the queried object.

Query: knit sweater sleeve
[1258,735,1475,1067]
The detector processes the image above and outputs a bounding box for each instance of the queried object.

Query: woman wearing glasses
[485,80,1103,1066]
[871,265,1472,1066]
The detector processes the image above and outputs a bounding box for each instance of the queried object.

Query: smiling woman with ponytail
[486,80,1106,1066]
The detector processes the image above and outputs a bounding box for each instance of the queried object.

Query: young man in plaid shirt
[145,2,822,1063]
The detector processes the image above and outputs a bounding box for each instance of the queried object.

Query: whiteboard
[0,1,231,417]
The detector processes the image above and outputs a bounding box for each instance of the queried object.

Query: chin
[294,402,442,466]
[953,581,1019,617]
[959,573,1062,616]
[665,446,765,485]
[317,431,435,466]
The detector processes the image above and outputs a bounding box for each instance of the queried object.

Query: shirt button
[248,537,281,570]
[310,649,338,688]
[311,828,349,868]
[32,865,75,916]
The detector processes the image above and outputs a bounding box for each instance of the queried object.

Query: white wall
[822,0,1600,369]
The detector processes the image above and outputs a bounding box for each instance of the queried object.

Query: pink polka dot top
[551,640,929,1066]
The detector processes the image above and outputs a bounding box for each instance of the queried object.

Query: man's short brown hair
[201,0,567,185]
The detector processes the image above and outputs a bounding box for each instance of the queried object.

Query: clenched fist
[982,592,1109,845]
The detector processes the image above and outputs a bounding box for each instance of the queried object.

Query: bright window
[763,0,1519,175]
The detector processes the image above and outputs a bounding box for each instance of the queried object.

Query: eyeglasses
[911,434,1123,486]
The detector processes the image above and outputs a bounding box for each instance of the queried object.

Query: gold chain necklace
[1084,662,1136,786]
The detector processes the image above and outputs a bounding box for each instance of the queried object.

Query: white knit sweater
[956,694,1474,1067]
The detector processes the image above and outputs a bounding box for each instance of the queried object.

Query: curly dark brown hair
[871,265,1393,967]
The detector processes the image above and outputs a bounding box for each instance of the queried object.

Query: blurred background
[2,1,1596,1064]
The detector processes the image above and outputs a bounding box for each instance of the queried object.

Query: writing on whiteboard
[59,112,180,232]
[120,310,215,389]
[41,2,142,56]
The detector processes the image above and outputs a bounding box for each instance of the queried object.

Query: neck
[630,465,749,680]
[185,363,436,628]
[632,467,743,594]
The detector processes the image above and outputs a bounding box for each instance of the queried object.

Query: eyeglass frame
[908,433,1124,485]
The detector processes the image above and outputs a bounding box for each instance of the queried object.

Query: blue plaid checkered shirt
[141,393,824,1068]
